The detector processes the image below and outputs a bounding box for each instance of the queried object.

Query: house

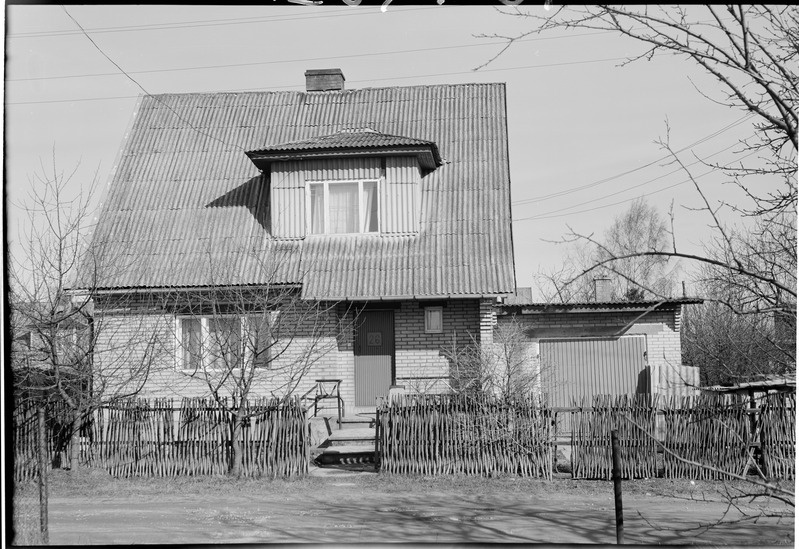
[83,69,516,415]
[496,281,703,418]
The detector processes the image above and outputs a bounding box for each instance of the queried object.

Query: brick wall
[393,299,480,394]
[93,293,482,414]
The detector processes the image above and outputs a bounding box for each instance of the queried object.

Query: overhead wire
[58,5,245,152]
[8,5,438,38]
[511,113,756,205]
[6,55,634,106]
[7,30,611,83]
[515,147,762,221]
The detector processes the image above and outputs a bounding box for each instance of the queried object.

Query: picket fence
[376,394,555,478]
[13,397,309,480]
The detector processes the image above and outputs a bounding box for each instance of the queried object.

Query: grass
[22,465,793,506]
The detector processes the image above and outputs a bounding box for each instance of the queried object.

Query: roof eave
[246,146,441,171]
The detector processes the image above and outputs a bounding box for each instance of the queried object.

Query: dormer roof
[245,128,442,171]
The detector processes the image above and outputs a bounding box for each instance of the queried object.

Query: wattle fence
[569,395,658,479]
[13,397,309,480]
[376,394,555,478]
[14,391,795,481]
[377,391,795,480]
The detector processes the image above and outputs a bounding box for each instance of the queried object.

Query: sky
[4,3,773,299]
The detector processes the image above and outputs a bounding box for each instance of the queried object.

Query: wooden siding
[382,156,420,233]
[271,158,382,238]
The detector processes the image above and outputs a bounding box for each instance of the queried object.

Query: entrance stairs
[313,414,377,467]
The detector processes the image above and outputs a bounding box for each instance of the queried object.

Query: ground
[12,466,795,545]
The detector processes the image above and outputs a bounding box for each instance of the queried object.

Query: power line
[515,148,761,222]
[9,6,437,38]
[59,6,244,153]
[7,31,611,83]
[511,114,755,205]
[6,55,633,106]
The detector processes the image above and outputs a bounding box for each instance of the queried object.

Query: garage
[539,335,650,408]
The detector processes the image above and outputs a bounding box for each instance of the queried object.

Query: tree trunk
[68,409,82,471]
[37,405,49,545]
[229,408,245,478]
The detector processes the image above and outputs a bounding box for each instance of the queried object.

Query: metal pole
[37,405,49,545]
[611,429,624,544]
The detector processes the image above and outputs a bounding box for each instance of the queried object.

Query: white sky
[4,4,773,299]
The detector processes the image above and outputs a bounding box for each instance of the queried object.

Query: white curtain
[329,183,358,233]
[309,183,325,234]
[362,181,378,232]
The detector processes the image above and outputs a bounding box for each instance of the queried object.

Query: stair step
[338,415,376,429]
[326,427,375,446]
[315,445,375,466]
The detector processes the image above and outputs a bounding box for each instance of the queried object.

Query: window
[424,306,443,334]
[307,179,379,234]
[178,314,276,372]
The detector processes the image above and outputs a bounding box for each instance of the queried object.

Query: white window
[307,179,379,234]
[424,306,443,334]
[178,314,277,372]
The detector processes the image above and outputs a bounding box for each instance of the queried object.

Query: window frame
[305,178,380,235]
[176,313,278,373]
[424,306,444,334]
[176,315,244,373]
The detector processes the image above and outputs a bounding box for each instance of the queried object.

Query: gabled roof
[86,83,516,299]
[245,128,442,170]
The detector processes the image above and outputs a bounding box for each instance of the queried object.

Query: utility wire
[10,6,437,38]
[6,55,634,106]
[511,113,755,205]
[7,31,611,83]
[59,5,244,152]
[516,148,761,221]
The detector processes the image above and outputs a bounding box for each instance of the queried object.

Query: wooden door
[354,310,395,407]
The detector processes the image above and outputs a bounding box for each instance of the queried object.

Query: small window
[424,307,443,334]
[307,179,379,235]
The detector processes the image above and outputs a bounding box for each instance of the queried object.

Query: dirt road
[31,468,796,545]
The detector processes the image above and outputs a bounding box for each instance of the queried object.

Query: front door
[354,310,395,407]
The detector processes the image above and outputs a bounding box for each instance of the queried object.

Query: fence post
[611,429,624,545]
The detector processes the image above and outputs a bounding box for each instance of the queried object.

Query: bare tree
[155,250,347,478]
[536,198,680,302]
[10,154,163,471]
[442,316,552,401]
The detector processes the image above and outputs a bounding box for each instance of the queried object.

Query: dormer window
[307,179,379,235]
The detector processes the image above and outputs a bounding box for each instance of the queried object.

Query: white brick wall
[94,293,482,414]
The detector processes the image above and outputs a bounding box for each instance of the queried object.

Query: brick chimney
[305,69,345,92]
[594,277,612,302]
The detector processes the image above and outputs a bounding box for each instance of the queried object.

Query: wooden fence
[376,394,555,478]
[662,394,751,479]
[760,392,795,480]
[13,400,78,482]
[13,397,309,480]
[570,395,658,480]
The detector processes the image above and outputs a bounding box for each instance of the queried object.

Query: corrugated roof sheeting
[89,84,515,297]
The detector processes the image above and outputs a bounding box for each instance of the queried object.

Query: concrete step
[325,427,375,446]
[314,445,375,466]
[338,415,376,429]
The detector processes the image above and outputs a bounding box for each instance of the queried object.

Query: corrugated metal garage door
[539,336,649,408]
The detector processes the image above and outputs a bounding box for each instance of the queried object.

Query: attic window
[307,180,379,234]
